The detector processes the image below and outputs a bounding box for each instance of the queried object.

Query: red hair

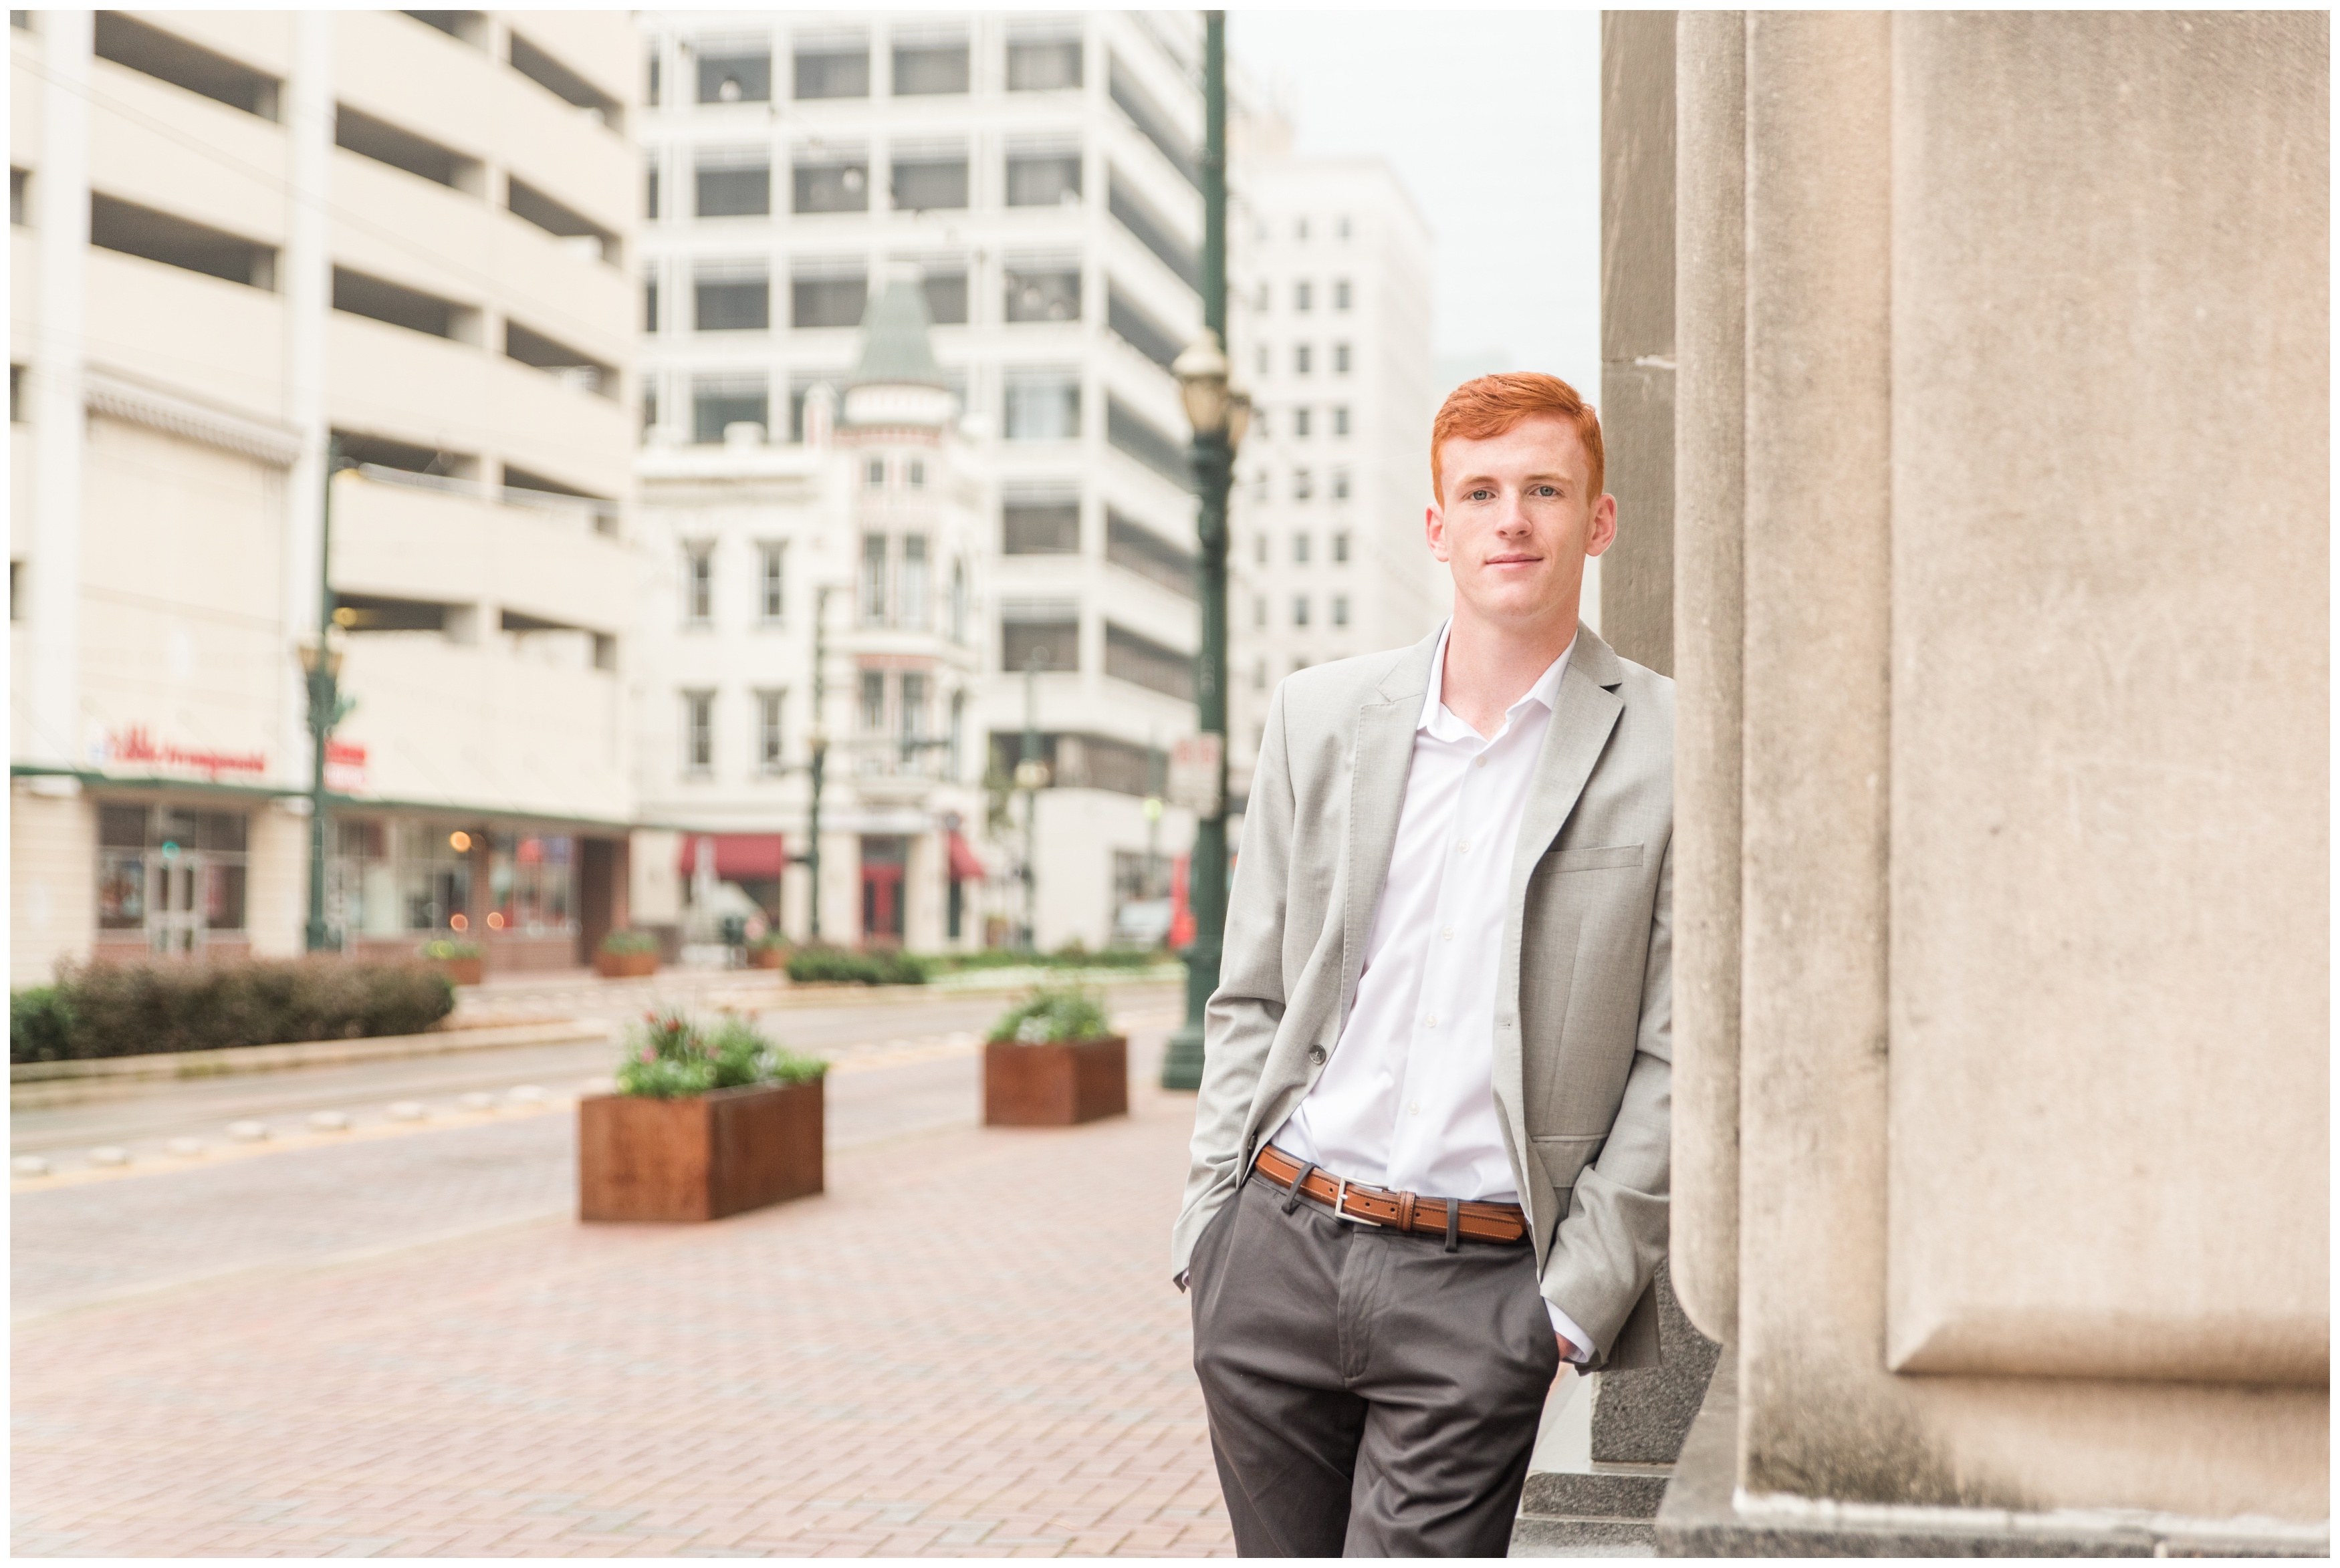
[1430,373,1605,504]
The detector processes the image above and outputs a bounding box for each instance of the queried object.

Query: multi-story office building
[634,11,1206,950]
[1224,150,1444,800]
[9,11,640,984]
[634,277,993,951]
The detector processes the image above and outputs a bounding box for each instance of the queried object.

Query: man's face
[1425,414,1617,629]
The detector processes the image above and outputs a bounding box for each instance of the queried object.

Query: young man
[1176,374,1673,1556]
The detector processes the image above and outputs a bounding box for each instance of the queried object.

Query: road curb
[9,1021,616,1093]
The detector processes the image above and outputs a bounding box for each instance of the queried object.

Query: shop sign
[96,725,267,780]
[325,740,368,793]
[1167,733,1224,816]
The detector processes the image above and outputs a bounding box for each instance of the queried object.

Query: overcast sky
[1225,9,1603,402]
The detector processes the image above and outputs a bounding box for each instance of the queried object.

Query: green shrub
[919,946,1165,974]
[599,929,660,956]
[420,938,482,961]
[987,985,1113,1045]
[10,985,74,1063]
[785,946,929,986]
[748,932,791,952]
[13,959,456,1063]
[615,1008,828,1099]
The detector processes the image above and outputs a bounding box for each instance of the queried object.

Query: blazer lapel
[1494,630,1627,1150]
[1338,630,1439,1019]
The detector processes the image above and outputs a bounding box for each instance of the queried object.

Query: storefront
[333,811,631,974]
[94,799,256,960]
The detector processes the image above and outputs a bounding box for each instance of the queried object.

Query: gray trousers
[1189,1169,1560,1557]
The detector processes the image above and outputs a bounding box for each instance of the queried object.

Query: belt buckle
[1332,1175,1383,1227]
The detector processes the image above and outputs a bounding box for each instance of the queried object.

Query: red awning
[677,833,788,879]
[947,831,987,881]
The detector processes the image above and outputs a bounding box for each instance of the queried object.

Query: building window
[757,543,785,622]
[1005,263,1082,323]
[1294,407,1312,438]
[489,832,577,934]
[682,691,714,774]
[951,559,967,644]
[682,543,713,624]
[694,148,770,218]
[892,152,969,212]
[900,672,928,751]
[1332,470,1351,501]
[10,166,25,227]
[1294,217,1309,242]
[693,263,768,330]
[328,818,471,937]
[1254,658,1267,690]
[691,374,767,444]
[1007,37,1082,92]
[642,273,659,332]
[1293,469,1313,501]
[96,12,279,120]
[794,41,868,100]
[1004,370,1080,440]
[9,363,23,423]
[1334,342,1352,375]
[1106,509,1196,600]
[1255,279,1271,311]
[901,535,931,630]
[1254,532,1268,565]
[1004,493,1080,554]
[1104,622,1193,700]
[1292,595,1310,628]
[1254,469,1270,501]
[794,152,870,214]
[866,458,886,489]
[893,37,968,95]
[103,195,277,291]
[1255,344,1270,376]
[646,47,660,107]
[859,669,886,732]
[1333,406,1351,438]
[1334,279,1352,310]
[1338,215,1351,239]
[908,459,925,489]
[697,49,770,104]
[860,534,889,626]
[792,263,868,329]
[920,265,969,323]
[640,379,658,435]
[1253,595,1267,628]
[757,690,785,773]
[1332,594,1350,628]
[1006,149,1083,207]
[645,159,659,221]
[1294,344,1312,376]
[1292,531,1311,565]
[1002,611,1078,673]
[1333,530,1351,563]
[1294,280,1312,313]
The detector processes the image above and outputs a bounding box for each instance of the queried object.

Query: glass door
[149,852,201,954]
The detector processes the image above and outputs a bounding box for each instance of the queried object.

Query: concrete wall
[1653,8,2329,1530]
[1597,11,1675,678]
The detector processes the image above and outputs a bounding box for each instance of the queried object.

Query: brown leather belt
[1254,1144,1530,1247]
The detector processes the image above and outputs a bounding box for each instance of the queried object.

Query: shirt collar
[1419,618,1576,741]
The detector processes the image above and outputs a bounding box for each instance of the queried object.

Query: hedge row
[9,958,456,1063]
[784,946,929,987]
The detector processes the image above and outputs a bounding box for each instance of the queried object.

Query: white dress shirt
[1270,621,1596,1361]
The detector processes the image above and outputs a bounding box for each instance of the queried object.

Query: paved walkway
[11,1030,1232,1557]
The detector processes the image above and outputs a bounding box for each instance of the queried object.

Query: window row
[1250,278,1354,313]
[1248,469,1355,503]
[649,145,1087,222]
[646,259,1085,332]
[1246,404,1353,440]
[1254,531,1354,567]
[1252,343,1355,378]
[999,612,1193,700]
[1252,594,1353,630]
[653,34,1085,109]
[678,678,969,779]
[1000,493,1197,599]
[1250,214,1355,244]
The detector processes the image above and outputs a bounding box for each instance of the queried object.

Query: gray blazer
[1175,624,1675,1370]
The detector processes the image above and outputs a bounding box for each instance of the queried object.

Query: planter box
[433,956,485,987]
[747,946,789,970]
[983,1035,1129,1126]
[595,950,659,978]
[579,1079,824,1222]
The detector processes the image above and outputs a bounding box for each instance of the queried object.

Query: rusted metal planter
[594,950,659,978]
[433,956,485,987]
[578,1079,823,1222]
[747,945,789,970]
[983,1035,1128,1126]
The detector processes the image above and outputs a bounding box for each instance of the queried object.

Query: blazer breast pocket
[1545,843,1644,874]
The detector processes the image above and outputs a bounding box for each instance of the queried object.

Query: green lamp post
[1161,11,1248,1092]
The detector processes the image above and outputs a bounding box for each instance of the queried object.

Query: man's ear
[1425,501,1451,563]
[1584,493,1619,559]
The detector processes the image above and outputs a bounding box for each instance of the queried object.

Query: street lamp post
[301,438,355,953]
[1014,647,1050,950]
[805,584,832,942]
[1161,11,1243,1092]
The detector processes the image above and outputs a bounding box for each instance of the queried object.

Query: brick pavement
[11,1031,1234,1557]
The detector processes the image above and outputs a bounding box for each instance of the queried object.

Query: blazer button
[1308,1045,1326,1065]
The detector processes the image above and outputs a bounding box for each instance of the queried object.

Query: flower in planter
[987,986,1113,1045]
[613,1008,828,1099]
[421,939,483,962]
[600,930,661,957]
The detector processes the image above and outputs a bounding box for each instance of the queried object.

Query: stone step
[1510,1513,1659,1557]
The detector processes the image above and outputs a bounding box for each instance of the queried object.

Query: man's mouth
[1486,554,1542,566]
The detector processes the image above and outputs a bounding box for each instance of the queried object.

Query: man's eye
[1533,485,1558,497]
[1469,488,1494,501]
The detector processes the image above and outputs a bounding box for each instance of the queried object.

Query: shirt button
[1456,839,1470,854]
[1441,926,1454,941]
[1475,755,1487,768]
[1423,1014,1437,1029]
[1307,1046,1326,1065]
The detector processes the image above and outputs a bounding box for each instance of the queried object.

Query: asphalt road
[11,987,1183,1321]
